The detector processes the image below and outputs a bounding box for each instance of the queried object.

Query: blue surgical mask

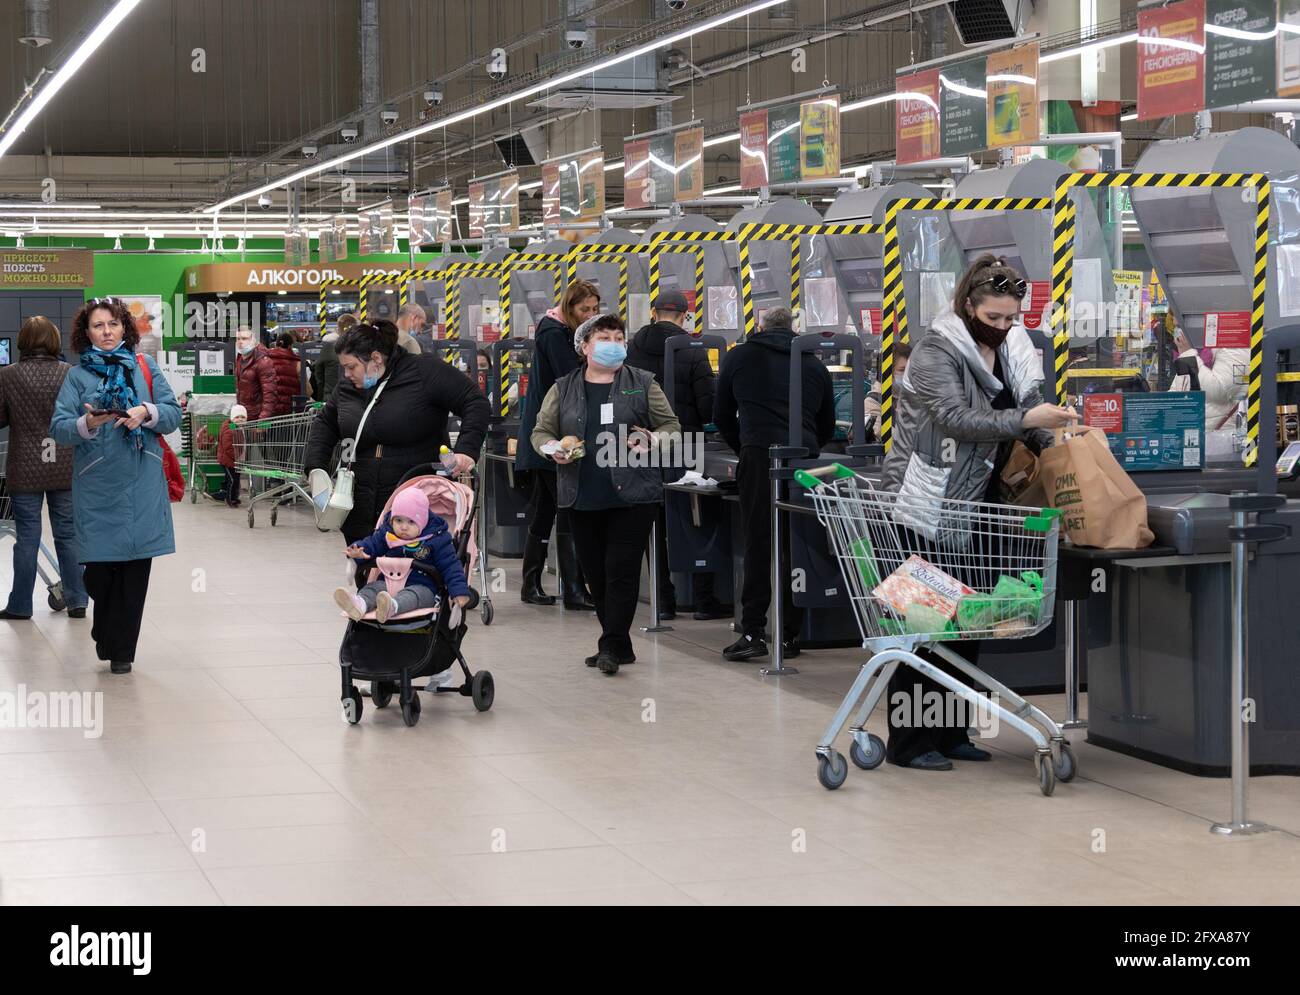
[592,341,627,368]
[236,343,256,356]
[362,371,380,389]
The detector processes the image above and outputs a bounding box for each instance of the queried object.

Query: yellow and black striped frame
[568,240,706,328]
[1051,171,1270,468]
[317,273,406,335]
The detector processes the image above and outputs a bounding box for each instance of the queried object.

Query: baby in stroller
[333,487,472,623]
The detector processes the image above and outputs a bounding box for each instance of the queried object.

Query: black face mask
[965,312,1011,349]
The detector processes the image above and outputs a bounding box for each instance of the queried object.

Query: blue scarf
[79,344,143,448]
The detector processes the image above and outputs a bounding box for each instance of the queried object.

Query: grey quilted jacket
[882,309,1052,534]
[0,354,74,493]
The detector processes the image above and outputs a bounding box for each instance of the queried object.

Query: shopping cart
[182,411,230,503]
[795,463,1073,796]
[0,442,65,611]
[236,405,322,528]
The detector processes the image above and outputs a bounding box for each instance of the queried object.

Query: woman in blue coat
[50,297,182,674]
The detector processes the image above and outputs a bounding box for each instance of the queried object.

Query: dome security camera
[487,51,508,81]
[341,126,358,143]
[302,144,318,158]
[423,87,443,107]
[381,107,399,125]
[666,0,687,9]
[565,21,588,49]
[257,194,272,210]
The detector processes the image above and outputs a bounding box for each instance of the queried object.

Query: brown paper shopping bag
[1038,426,1155,549]
[999,441,1048,507]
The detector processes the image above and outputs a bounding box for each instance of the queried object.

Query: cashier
[1169,326,1247,434]
[865,342,911,441]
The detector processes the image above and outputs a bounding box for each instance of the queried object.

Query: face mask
[592,341,627,368]
[965,312,1011,349]
[236,342,256,356]
[362,370,380,389]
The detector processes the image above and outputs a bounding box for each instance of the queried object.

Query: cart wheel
[401,692,422,727]
[190,486,198,504]
[849,733,885,771]
[480,598,494,626]
[247,510,255,529]
[370,680,393,709]
[1054,742,1077,783]
[817,751,848,790]
[471,671,494,712]
[47,580,65,611]
[270,508,278,527]
[343,687,362,725]
[1035,753,1056,797]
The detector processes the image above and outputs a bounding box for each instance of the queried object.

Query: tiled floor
[1,498,1298,906]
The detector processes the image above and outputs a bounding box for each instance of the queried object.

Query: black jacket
[515,314,580,472]
[714,326,836,456]
[304,347,490,539]
[625,320,716,432]
[310,339,340,402]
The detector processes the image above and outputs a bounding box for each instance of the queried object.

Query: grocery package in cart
[795,463,1075,796]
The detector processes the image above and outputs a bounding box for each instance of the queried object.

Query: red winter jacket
[265,347,305,405]
[235,345,287,419]
[217,422,245,468]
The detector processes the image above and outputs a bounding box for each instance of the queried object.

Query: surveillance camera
[257,194,272,210]
[487,54,508,81]
[565,21,588,49]
[666,0,687,9]
[302,144,317,158]
[423,87,443,107]
[381,107,399,125]
[341,126,358,143]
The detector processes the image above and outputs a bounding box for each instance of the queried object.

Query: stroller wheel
[471,671,495,712]
[343,687,363,725]
[480,598,494,626]
[370,681,394,709]
[401,692,422,727]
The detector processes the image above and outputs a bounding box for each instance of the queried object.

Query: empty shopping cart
[0,442,65,611]
[795,463,1073,796]
[236,405,322,528]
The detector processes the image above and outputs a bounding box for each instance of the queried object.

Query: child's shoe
[375,590,397,624]
[333,587,366,621]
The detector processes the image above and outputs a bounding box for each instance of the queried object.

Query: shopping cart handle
[1023,508,1063,533]
[793,462,859,490]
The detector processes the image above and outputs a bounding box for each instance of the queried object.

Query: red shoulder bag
[137,355,186,502]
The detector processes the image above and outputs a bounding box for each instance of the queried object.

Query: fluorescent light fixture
[0,1,144,159]
[0,201,101,210]
[1121,112,1137,122]
[209,0,788,212]
[704,184,742,195]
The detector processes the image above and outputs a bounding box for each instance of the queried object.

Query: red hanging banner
[1137,0,1206,121]
[895,69,941,166]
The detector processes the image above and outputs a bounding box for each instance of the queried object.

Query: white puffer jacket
[1169,347,1248,432]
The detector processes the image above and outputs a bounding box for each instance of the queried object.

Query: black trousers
[570,502,658,659]
[736,446,802,640]
[221,467,241,501]
[885,642,978,766]
[526,470,571,540]
[83,559,153,665]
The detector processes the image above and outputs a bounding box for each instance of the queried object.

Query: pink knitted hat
[390,487,431,533]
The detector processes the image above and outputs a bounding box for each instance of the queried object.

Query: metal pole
[761,449,797,676]
[1212,497,1274,836]
[641,519,673,633]
[1061,600,1086,729]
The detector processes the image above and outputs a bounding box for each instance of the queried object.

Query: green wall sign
[1206,0,1276,109]
[939,56,987,158]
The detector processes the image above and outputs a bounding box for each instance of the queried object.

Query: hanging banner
[285,228,309,267]
[674,126,704,201]
[800,94,841,178]
[623,139,651,210]
[331,216,349,261]
[357,200,396,254]
[577,149,605,219]
[896,70,941,166]
[985,42,1039,148]
[939,57,988,158]
[739,109,769,190]
[767,102,802,184]
[407,192,434,247]
[1205,0,1276,109]
[1281,0,1300,96]
[468,173,520,237]
[541,163,562,225]
[1137,0,1206,121]
[468,181,486,238]
[647,133,676,206]
[434,189,454,242]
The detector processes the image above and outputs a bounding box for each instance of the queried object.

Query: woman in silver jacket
[881,254,1078,771]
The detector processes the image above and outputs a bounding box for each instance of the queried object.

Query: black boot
[556,532,595,611]
[519,535,557,606]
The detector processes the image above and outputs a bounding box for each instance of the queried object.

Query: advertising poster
[0,249,92,289]
[622,139,651,210]
[939,57,987,157]
[1280,0,1300,97]
[121,296,163,358]
[285,228,310,267]
[469,175,519,236]
[498,172,521,231]
[1113,269,1144,335]
[1019,280,1051,331]
[576,152,604,220]
[896,71,941,166]
[434,189,453,242]
[357,201,395,254]
[985,42,1039,147]
[407,192,433,247]
[647,133,676,207]
[331,216,348,261]
[541,163,562,226]
[767,102,802,184]
[800,95,841,178]
[674,127,704,201]
[739,109,769,190]
[468,181,486,238]
[1205,0,1276,108]
[1204,310,1251,347]
[1137,0,1206,120]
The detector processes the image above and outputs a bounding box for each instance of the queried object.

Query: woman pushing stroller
[333,487,471,624]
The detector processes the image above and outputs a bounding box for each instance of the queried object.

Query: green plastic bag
[849,536,881,590]
[905,603,958,640]
[956,571,1045,632]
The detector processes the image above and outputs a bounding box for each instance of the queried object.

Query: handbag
[310,378,388,532]
[136,355,185,502]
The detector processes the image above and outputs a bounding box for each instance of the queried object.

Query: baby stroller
[338,465,494,728]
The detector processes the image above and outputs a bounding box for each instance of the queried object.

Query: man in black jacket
[714,307,836,661]
[625,291,730,620]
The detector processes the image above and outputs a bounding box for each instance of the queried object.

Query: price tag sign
[1083,393,1124,433]
[1204,311,1250,348]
